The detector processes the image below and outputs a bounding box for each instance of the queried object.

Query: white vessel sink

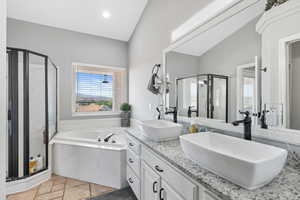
[141,120,182,142]
[180,132,287,190]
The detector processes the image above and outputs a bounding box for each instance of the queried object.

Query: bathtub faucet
[104,133,115,142]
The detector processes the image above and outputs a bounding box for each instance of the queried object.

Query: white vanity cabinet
[126,134,221,200]
[161,179,186,200]
[140,162,160,200]
[126,135,141,199]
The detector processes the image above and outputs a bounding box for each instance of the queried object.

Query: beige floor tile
[52,183,65,192]
[63,184,90,200]
[7,187,38,200]
[37,180,54,195]
[65,178,87,189]
[6,175,116,200]
[35,190,64,200]
[52,176,67,185]
[90,184,115,197]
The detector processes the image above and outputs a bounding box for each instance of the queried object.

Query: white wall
[0,0,7,198]
[166,51,200,107]
[7,18,128,120]
[129,0,211,120]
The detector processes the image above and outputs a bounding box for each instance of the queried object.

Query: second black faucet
[232,111,252,141]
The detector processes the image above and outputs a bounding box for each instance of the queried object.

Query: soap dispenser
[189,124,199,133]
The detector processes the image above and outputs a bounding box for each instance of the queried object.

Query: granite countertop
[126,128,300,200]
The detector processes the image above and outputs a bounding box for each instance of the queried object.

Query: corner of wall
[0,0,7,198]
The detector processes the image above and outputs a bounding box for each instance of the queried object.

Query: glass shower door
[6,47,58,181]
[27,53,47,175]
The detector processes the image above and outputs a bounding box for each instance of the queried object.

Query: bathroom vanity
[127,0,300,199]
[126,129,221,200]
[126,128,300,200]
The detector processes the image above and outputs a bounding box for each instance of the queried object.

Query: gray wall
[129,0,211,120]
[291,42,300,130]
[198,18,261,122]
[166,51,200,107]
[7,18,128,120]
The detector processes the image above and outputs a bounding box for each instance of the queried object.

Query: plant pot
[121,111,131,127]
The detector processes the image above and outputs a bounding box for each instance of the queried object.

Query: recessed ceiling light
[102,11,111,19]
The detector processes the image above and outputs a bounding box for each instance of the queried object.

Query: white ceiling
[7,0,148,41]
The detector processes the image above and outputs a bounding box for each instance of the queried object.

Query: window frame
[72,62,126,117]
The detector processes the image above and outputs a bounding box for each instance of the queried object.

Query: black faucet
[260,110,269,129]
[165,107,177,123]
[156,107,162,120]
[187,106,198,118]
[104,133,115,142]
[232,111,252,141]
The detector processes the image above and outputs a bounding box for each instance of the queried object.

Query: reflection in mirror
[165,17,262,124]
[236,64,257,120]
[176,77,198,117]
[287,41,300,130]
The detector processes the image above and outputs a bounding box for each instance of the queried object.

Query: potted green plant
[120,103,131,127]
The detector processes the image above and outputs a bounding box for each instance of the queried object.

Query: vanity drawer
[127,149,140,177]
[127,135,141,155]
[141,146,197,200]
[127,166,140,199]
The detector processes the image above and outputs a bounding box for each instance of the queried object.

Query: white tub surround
[51,128,128,189]
[59,118,121,132]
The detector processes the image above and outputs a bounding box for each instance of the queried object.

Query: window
[73,63,127,115]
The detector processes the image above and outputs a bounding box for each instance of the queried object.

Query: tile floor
[7,174,115,200]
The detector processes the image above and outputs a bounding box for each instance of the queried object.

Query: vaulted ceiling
[8,0,148,41]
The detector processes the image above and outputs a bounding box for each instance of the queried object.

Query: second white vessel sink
[141,120,182,142]
[180,132,287,190]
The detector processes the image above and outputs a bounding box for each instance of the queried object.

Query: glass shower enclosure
[6,47,58,181]
[176,74,228,122]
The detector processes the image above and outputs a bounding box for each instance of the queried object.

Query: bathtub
[50,128,128,189]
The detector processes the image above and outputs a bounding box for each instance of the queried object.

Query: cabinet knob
[129,142,134,147]
[155,165,164,173]
[128,158,134,163]
[159,188,165,200]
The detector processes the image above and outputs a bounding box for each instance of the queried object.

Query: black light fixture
[102,75,109,84]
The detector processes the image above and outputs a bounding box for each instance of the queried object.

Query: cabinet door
[160,180,185,200]
[141,161,160,200]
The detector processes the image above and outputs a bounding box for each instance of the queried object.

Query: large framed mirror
[256,0,300,132]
